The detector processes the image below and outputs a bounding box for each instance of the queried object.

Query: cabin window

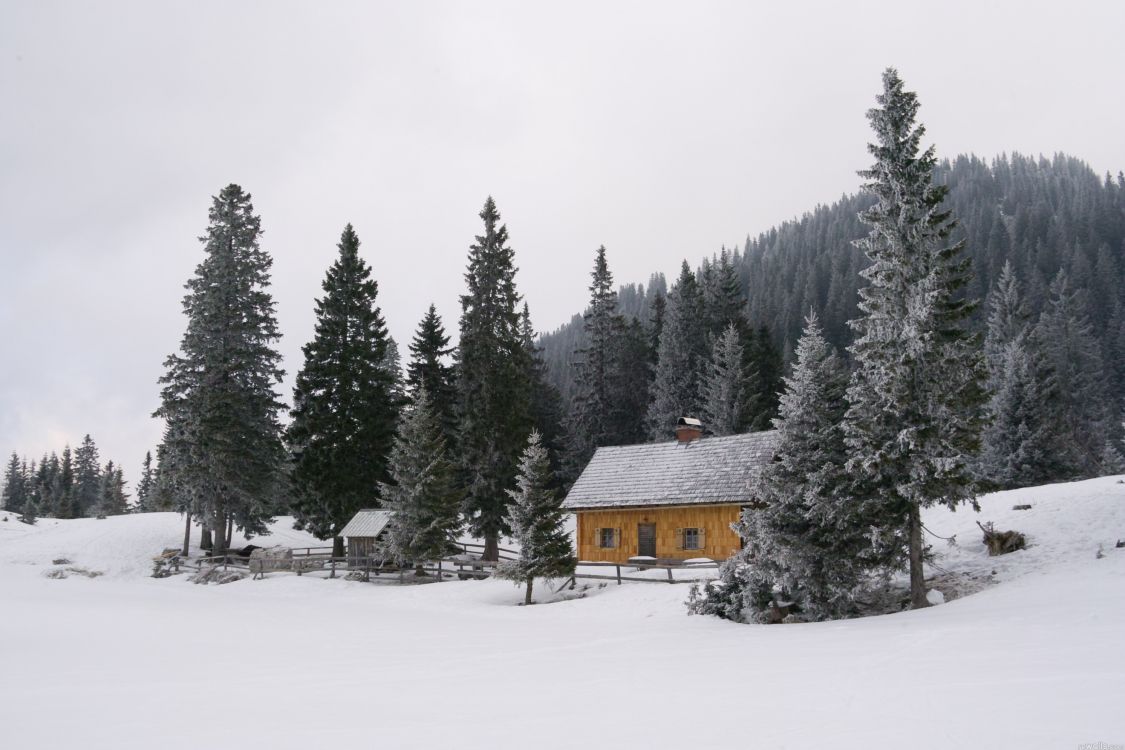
[681,527,703,551]
[597,527,620,549]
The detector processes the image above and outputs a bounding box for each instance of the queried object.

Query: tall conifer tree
[72,434,101,518]
[156,184,288,555]
[457,197,532,560]
[647,261,707,440]
[844,69,986,609]
[287,223,401,557]
[379,387,463,568]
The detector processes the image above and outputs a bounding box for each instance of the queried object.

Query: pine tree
[379,387,463,568]
[457,197,532,561]
[286,224,401,557]
[647,261,707,441]
[979,264,1065,487]
[520,304,566,478]
[701,323,745,436]
[135,451,155,512]
[568,246,628,466]
[96,461,128,516]
[72,434,101,518]
[2,452,26,514]
[1100,440,1125,475]
[843,69,987,609]
[692,313,865,622]
[156,184,288,555]
[1034,270,1111,478]
[495,431,575,605]
[701,249,744,338]
[743,326,783,431]
[406,303,458,447]
[54,446,75,519]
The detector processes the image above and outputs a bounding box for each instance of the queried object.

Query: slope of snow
[1,480,1123,750]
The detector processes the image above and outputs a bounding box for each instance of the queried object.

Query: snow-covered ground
[1,478,1123,749]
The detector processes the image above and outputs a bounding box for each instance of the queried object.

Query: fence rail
[164,550,719,585]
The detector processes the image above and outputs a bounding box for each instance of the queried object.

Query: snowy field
[1,478,1124,750]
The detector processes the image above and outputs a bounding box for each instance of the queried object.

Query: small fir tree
[406,303,458,447]
[495,431,575,605]
[72,434,101,518]
[379,387,463,569]
[691,313,867,622]
[135,451,155,512]
[701,323,745,436]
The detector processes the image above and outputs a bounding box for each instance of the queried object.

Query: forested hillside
[541,153,1125,408]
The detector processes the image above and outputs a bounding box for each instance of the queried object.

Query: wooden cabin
[562,419,779,563]
[340,509,395,566]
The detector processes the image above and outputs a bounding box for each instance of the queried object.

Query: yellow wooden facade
[574,504,743,563]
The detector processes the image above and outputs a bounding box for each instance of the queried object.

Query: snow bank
[0,480,1123,749]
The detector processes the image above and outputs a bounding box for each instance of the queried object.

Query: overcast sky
[3,0,1124,485]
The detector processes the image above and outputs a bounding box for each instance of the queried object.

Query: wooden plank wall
[575,505,742,563]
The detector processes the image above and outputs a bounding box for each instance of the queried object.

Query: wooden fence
[174,551,718,586]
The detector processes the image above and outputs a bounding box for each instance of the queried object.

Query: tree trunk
[181,513,191,557]
[482,534,499,562]
[908,503,929,609]
[333,536,345,558]
[212,509,228,556]
[225,516,234,549]
[200,526,213,551]
[524,577,534,606]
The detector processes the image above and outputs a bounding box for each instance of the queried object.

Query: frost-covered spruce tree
[96,461,128,516]
[701,323,744,436]
[495,431,575,605]
[379,386,462,569]
[1100,440,1125,475]
[457,197,532,561]
[407,303,458,448]
[1034,270,1111,478]
[568,246,625,466]
[979,264,1065,488]
[134,451,155,512]
[156,184,288,555]
[286,224,400,557]
[690,313,865,622]
[843,69,986,610]
[72,434,101,518]
[2,452,26,515]
[647,261,707,440]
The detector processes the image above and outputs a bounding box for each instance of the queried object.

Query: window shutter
[614,528,621,549]
[594,528,602,548]
[675,528,683,551]
[698,528,706,551]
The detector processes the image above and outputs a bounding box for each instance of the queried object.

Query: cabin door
[637,523,657,558]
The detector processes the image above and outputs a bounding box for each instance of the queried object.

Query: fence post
[330,558,336,579]
[616,564,621,585]
[667,566,674,584]
[437,559,443,581]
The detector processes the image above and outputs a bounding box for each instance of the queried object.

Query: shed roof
[340,509,395,538]
[561,430,780,510]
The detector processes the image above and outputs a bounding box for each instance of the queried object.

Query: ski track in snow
[1,478,1123,749]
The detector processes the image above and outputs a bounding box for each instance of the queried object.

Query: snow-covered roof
[340,509,395,538]
[562,430,780,510]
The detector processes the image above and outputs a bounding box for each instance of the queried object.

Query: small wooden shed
[340,509,395,566]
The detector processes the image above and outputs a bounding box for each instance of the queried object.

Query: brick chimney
[675,416,704,443]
